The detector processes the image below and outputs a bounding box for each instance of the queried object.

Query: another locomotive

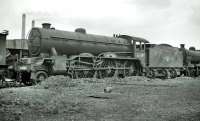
[142,43,200,78]
[0,32,8,82]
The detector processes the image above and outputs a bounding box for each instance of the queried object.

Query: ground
[0,76,200,121]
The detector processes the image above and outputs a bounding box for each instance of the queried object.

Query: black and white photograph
[0,0,200,120]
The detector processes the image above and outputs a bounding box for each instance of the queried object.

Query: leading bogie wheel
[35,71,48,82]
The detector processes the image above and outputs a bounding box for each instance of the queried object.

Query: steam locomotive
[1,23,200,85]
[0,31,28,86]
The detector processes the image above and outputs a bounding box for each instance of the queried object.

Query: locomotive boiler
[184,46,200,65]
[28,23,148,57]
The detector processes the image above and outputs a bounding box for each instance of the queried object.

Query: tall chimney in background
[21,13,26,39]
[32,20,35,28]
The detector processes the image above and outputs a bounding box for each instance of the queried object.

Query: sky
[0,0,199,49]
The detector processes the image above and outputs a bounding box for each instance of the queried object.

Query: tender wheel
[170,69,177,78]
[162,69,169,79]
[189,69,196,77]
[146,69,155,78]
[35,71,48,82]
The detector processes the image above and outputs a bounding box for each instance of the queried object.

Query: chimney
[189,46,196,51]
[42,23,51,29]
[21,13,26,39]
[32,20,35,28]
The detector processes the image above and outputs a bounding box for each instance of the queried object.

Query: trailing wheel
[123,61,133,76]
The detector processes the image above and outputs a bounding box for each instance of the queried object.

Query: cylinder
[28,28,132,57]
